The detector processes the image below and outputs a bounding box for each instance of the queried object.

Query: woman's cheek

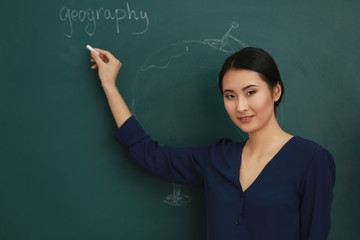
[251,94,273,113]
[224,102,235,118]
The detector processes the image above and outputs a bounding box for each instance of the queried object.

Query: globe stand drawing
[163,183,192,206]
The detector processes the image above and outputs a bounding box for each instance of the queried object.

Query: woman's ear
[273,82,282,102]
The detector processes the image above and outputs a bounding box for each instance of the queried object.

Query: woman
[90,47,335,240]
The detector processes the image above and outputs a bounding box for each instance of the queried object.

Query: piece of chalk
[86,45,99,55]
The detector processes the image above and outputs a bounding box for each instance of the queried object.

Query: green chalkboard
[1,0,360,239]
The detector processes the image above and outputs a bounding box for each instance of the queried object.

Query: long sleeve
[299,148,336,240]
[114,116,210,186]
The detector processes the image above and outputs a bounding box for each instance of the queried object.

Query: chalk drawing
[140,21,247,71]
[163,183,192,206]
[132,22,248,206]
[140,46,189,71]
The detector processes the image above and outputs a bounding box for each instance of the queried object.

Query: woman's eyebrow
[223,89,235,93]
[223,84,258,93]
[242,84,258,90]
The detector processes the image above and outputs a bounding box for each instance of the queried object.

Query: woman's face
[222,69,281,134]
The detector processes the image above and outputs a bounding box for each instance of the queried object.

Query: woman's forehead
[222,69,266,89]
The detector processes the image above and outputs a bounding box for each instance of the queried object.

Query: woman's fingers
[90,48,116,64]
[90,58,97,68]
[95,48,111,56]
[91,52,109,65]
[99,54,109,63]
[89,48,122,87]
[95,48,114,62]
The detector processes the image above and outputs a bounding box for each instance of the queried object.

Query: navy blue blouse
[114,116,336,240]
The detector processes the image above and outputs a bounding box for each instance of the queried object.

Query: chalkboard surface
[1,0,360,239]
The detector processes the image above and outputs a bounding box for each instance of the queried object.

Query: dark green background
[1,0,359,239]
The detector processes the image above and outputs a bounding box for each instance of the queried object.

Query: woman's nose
[237,97,248,112]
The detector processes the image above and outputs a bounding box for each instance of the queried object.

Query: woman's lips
[238,115,254,123]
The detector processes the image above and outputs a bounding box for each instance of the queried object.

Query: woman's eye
[225,95,235,99]
[246,90,256,95]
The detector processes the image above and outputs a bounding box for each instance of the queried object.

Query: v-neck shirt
[114,116,336,240]
[239,137,294,193]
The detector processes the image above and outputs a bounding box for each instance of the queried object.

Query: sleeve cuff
[113,116,148,148]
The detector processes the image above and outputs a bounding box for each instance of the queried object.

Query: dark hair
[218,47,284,108]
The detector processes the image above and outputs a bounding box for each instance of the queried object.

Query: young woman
[90,47,335,240]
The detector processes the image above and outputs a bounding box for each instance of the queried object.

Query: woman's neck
[246,114,292,155]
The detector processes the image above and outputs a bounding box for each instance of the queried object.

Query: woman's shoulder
[288,136,335,170]
[292,136,336,187]
[290,136,331,155]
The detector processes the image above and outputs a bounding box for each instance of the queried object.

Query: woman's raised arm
[90,48,132,128]
[90,48,209,185]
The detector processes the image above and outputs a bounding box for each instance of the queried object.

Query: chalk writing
[59,2,149,38]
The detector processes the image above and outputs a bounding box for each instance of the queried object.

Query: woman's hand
[90,48,122,89]
[89,48,132,127]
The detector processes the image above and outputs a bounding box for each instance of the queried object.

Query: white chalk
[86,45,99,55]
